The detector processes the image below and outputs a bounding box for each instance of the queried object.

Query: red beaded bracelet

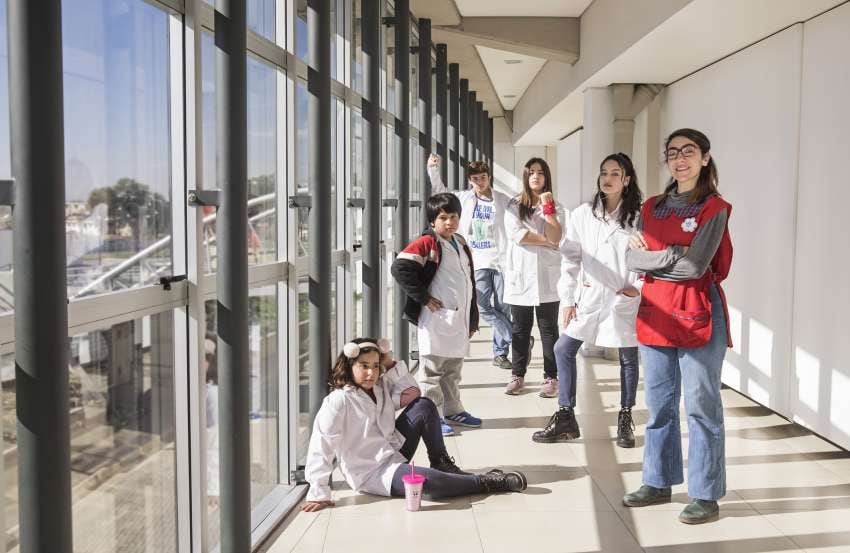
[542,202,556,215]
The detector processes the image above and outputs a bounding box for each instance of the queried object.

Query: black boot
[429,451,471,475]
[532,408,580,443]
[617,408,635,448]
[478,469,528,493]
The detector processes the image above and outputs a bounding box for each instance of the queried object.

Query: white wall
[791,1,850,447]
[653,2,850,448]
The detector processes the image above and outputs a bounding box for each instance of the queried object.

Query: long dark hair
[516,157,553,222]
[592,153,642,229]
[328,337,381,391]
[659,128,719,206]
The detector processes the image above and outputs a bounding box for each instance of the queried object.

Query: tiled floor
[263,328,850,553]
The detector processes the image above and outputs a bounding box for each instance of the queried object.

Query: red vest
[637,194,733,348]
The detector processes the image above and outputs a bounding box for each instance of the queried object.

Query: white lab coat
[558,202,641,347]
[417,235,473,358]
[304,361,417,502]
[428,165,512,270]
[503,200,567,306]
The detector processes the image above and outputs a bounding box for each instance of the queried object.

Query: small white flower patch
[681,217,698,233]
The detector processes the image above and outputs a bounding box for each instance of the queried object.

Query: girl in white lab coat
[532,153,643,448]
[301,338,527,512]
[503,158,565,397]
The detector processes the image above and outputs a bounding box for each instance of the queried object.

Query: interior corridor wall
[652,2,850,449]
[555,130,584,210]
[493,117,545,196]
[790,1,850,448]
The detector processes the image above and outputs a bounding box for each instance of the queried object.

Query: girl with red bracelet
[503,158,564,397]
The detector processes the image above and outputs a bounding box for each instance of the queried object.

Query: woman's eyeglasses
[664,144,699,161]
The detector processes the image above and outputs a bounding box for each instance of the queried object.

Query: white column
[581,87,614,201]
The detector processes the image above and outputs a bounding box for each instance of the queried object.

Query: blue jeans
[554,334,639,409]
[475,268,512,356]
[641,284,728,501]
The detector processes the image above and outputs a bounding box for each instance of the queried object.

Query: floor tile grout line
[317,509,332,553]
[469,502,488,553]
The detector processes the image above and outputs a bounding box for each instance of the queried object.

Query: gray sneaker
[493,355,512,370]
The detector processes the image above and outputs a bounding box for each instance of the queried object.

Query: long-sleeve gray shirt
[626,189,728,281]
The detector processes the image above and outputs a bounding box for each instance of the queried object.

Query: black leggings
[510,301,560,378]
[389,397,481,499]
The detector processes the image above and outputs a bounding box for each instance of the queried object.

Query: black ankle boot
[429,451,471,475]
[532,408,580,443]
[617,408,635,448]
[478,469,528,493]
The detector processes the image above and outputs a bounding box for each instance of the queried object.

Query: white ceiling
[455,0,593,18]
[476,45,546,110]
[516,0,848,145]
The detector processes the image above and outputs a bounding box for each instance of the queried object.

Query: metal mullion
[247,31,288,70]
[9,0,72,547]
[182,1,210,551]
[144,0,185,15]
[342,98,354,341]
[0,283,190,348]
[69,299,190,339]
[274,11,290,488]
[247,260,289,286]
[449,63,459,190]
[330,78,346,98]
[435,44,447,185]
[69,284,189,329]
[166,15,191,551]
[459,78,468,186]
[283,0,301,482]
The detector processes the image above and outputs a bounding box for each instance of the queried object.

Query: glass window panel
[294,79,309,257]
[248,0,275,41]
[1,313,179,552]
[201,37,280,271]
[247,284,280,507]
[62,0,173,299]
[247,57,278,266]
[296,274,310,464]
[295,0,307,62]
[384,4,394,115]
[0,2,11,314]
[351,0,362,94]
[204,285,280,548]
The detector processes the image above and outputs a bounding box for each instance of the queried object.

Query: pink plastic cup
[402,473,426,511]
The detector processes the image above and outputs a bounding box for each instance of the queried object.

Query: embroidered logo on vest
[681,217,698,233]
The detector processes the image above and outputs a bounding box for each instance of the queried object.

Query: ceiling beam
[434,17,580,63]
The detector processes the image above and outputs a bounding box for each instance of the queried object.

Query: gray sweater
[626,189,728,281]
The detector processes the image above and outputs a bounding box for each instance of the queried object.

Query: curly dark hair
[328,337,382,391]
[591,153,643,229]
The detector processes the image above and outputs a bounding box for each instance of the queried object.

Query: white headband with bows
[343,338,391,359]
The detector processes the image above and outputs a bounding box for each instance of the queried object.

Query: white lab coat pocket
[430,307,464,336]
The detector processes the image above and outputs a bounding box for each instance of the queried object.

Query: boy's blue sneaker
[445,411,482,428]
[440,419,455,436]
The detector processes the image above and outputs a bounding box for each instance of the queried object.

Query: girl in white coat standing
[532,153,643,448]
[503,158,565,396]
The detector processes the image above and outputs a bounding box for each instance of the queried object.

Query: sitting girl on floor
[302,338,527,512]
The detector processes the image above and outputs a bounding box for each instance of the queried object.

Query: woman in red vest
[623,128,733,525]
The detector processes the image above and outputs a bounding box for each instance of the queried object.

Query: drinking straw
[410,461,415,477]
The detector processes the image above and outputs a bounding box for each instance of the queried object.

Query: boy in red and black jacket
[391,193,482,436]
